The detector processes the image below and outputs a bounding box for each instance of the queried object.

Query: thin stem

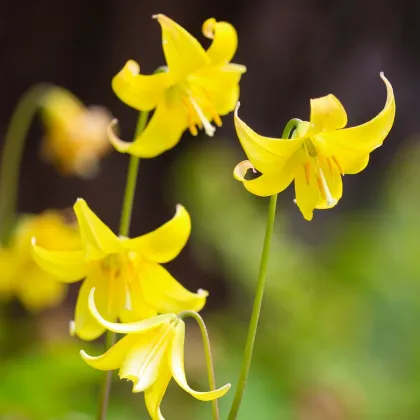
[227,119,299,419]
[179,310,220,420]
[97,110,149,420]
[0,83,52,245]
[227,194,278,420]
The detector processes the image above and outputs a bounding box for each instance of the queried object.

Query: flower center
[302,138,337,207]
[179,83,222,137]
[100,251,138,314]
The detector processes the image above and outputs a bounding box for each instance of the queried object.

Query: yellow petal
[88,288,177,334]
[233,155,299,197]
[154,14,210,82]
[141,262,208,313]
[170,321,231,401]
[316,73,395,158]
[144,362,172,420]
[234,104,302,174]
[294,162,319,221]
[126,205,190,263]
[191,64,246,116]
[108,100,188,158]
[74,198,122,260]
[202,18,238,64]
[315,157,343,209]
[80,334,140,370]
[112,60,170,111]
[120,328,171,393]
[73,275,109,340]
[309,94,347,134]
[31,239,85,283]
[16,267,67,311]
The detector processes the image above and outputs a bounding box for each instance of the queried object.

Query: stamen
[189,96,216,137]
[317,168,336,207]
[202,89,223,127]
[182,98,198,136]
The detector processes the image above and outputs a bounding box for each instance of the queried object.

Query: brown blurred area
[0,0,419,305]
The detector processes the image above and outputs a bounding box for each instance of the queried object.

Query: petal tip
[197,288,209,298]
[69,320,76,336]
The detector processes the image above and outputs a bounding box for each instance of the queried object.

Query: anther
[188,96,216,137]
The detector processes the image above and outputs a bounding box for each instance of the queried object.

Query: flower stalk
[179,310,221,420]
[97,109,149,420]
[0,84,52,245]
[227,120,300,419]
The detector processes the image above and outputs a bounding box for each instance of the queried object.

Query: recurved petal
[234,104,302,174]
[31,239,85,283]
[73,276,108,340]
[74,199,122,260]
[317,73,395,156]
[80,334,140,370]
[309,94,347,134]
[202,18,238,64]
[144,362,172,420]
[154,14,210,82]
[234,156,298,197]
[170,321,231,401]
[125,205,190,263]
[141,262,208,313]
[112,60,170,111]
[109,101,188,158]
[88,288,177,334]
[294,162,319,221]
[191,64,246,116]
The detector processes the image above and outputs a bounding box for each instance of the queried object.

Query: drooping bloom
[81,289,230,420]
[0,210,81,310]
[40,86,112,178]
[234,73,395,220]
[108,14,246,158]
[32,199,207,340]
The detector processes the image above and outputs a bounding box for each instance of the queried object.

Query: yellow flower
[0,210,81,311]
[32,199,208,341]
[108,14,246,158]
[81,289,230,420]
[40,86,112,178]
[233,73,395,221]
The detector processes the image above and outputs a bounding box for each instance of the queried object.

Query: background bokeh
[1,0,420,418]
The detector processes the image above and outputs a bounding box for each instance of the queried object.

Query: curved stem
[97,110,149,420]
[0,83,52,245]
[227,119,298,419]
[179,310,220,420]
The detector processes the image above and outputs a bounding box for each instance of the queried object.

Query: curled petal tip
[107,119,132,154]
[235,101,241,114]
[197,288,209,297]
[125,60,140,75]
[233,160,255,182]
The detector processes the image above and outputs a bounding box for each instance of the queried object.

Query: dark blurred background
[2,1,420,419]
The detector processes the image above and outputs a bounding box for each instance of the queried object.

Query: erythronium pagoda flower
[108,14,246,158]
[81,289,230,420]
[0,210,81,311]
[233,73,396,221]
[31,198,207,341]
[40,86,113,178]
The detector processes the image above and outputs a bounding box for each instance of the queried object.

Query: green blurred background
[1,0,420,419]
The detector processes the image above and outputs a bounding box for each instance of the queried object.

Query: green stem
[227,119,299,419]
[0,83,52,245]
[179,310,220,420]
[97,110,149,420]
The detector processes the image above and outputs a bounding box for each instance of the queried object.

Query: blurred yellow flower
[40,87,112,178]
[32,198,208,341]
[0,210,81,311]
[234,73,395,221]
[109,14,246,158]
[81,289,230,420]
